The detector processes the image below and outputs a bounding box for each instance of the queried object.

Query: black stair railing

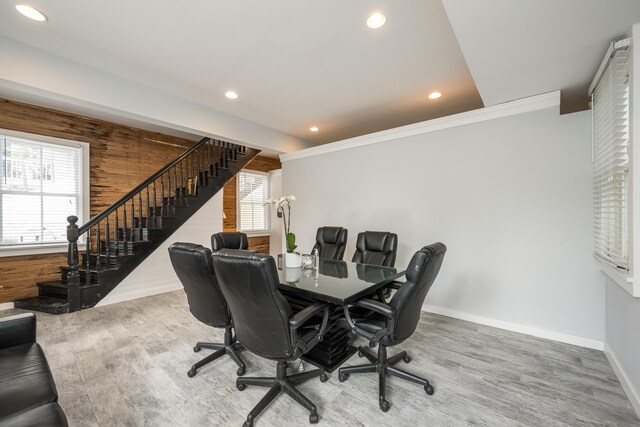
[64,138,246,311]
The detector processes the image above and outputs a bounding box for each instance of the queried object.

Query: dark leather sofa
[0,313,68,427]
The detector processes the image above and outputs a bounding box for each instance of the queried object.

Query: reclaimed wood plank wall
[223,155,281,254]
[0,98,197,303]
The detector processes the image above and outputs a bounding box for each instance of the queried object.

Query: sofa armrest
[0,313,36,350]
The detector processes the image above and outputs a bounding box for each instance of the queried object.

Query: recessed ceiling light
[428,91,442,100]
[225,90,238,100]
[366,12,386,29]
[310,126,319,132]
[16,4,47,22]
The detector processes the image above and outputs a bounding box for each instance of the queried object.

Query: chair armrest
[0,313,36,350]
[290,303,330,352]
[385,280,404,290]
[353,298,396,318]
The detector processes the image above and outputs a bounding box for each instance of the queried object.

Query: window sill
[0,243,86,258]
[244,233,271,238]
[596,257,639,297]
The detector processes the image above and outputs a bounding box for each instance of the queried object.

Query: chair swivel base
[236,360,328,427]
[188,327,246,377]
[338,345,434,412]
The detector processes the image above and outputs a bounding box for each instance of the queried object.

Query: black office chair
[312,226,348,260]
[211,231,249,251]
[338,243,446,412]
[168,243,246,377]
[212,249,330,427]
[352,231,398,267]
[319,259,349,279]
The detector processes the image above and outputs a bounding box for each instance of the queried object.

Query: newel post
[66,215,81,312]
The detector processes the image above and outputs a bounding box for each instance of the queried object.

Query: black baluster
[105,215,110,267]
[114,209,119,253]
[146,186,150,226]
[160,176,165,216]
[173,166,178,205]
[179,160,184,201]
[138,193,143,233]
[123,203,128,249]
[85,227,91,287]
[130,199,135,240]
[96,223,101,268]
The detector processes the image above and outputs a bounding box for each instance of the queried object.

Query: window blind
[592,46,631,270]
[0,135,82,247]
[238,171,269,232]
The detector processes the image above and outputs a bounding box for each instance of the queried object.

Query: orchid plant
[264,195,297,253]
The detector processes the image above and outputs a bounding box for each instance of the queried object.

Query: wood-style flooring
[1,291,638,426]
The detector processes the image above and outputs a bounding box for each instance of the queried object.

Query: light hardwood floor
[1,291,638,426]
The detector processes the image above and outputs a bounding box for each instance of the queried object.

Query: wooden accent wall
[223,155,281,254]
[0,98,196,303]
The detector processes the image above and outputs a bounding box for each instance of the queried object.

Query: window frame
[0,128,90,257]
[236,169,270,237]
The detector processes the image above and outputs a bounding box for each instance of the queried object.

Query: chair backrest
[211,249,295,360]
[352,231,398,267]
[312,226,348,260]
[168,242,230,327]
[211,232,249,251]
[389,243,446,343]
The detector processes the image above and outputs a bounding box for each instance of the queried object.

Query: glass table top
[277,259,405,305]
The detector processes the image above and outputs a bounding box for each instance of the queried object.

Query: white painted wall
[269,170,283,257]
[97,192,223,306]
[0,37,311,154]
[282,106,605,344]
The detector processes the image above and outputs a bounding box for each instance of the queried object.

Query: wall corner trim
[605,342,640,418]
[280,90,561,162]
[423,303,604,351]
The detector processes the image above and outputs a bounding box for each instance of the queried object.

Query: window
[237,171,269,233]
[1,132,85,249]
[592,41,631,271]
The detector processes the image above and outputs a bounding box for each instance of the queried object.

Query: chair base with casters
[338,344,433,412]
[236,360,328,426]
[188,326,246,377]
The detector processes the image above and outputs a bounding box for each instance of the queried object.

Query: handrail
[78,137,223,234]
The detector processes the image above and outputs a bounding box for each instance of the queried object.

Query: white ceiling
[0,1,639,148]
[0,0,482,144]
[443,0,640,111]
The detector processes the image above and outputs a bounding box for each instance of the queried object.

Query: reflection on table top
[277,259,405,305]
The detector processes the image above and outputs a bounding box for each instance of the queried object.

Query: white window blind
[593,46,631,270]
[0,134,82,247]
[238,171,269,233]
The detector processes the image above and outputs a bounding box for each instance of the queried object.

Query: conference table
[277,259,405,372]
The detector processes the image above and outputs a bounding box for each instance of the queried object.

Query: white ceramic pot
[285,252,302,268]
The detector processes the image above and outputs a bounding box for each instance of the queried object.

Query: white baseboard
[0,302,14,311]
[95,283,183,307]
[605,342,640,417]
[423,304,604,351]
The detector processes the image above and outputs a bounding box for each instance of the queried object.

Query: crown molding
[280,91,561,162]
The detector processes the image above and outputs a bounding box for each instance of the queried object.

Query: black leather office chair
[338,243,446,412]
[312,226,348,260]
[319,259,349,279]
[212,249,330,427]
[352,231,398,267]
[168,243,246,377]
[211,231,249,251]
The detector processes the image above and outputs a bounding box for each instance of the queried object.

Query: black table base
[282,291,356,373]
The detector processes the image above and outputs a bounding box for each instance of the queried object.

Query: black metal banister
[77,137,233,234]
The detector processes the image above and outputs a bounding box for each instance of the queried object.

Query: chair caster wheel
[379,399,390,412]
[357,349,364,358]
[403,355,412,363]
[187,368,196,378]
[369,341,377,348]
[338,373,349,382]
[319,372,328,383]
[237,383,247,391]
[425,384,434,395]
[237,367,246,376]
[243,420,253,427]
[193,345,201,353]
[309,412,319,424]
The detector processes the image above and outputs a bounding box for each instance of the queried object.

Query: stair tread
[14,296,69,314]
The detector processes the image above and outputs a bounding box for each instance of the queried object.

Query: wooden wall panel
[0,98,197,302]
[223,155,281,254]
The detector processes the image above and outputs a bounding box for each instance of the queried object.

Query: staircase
[15,138,259,314]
